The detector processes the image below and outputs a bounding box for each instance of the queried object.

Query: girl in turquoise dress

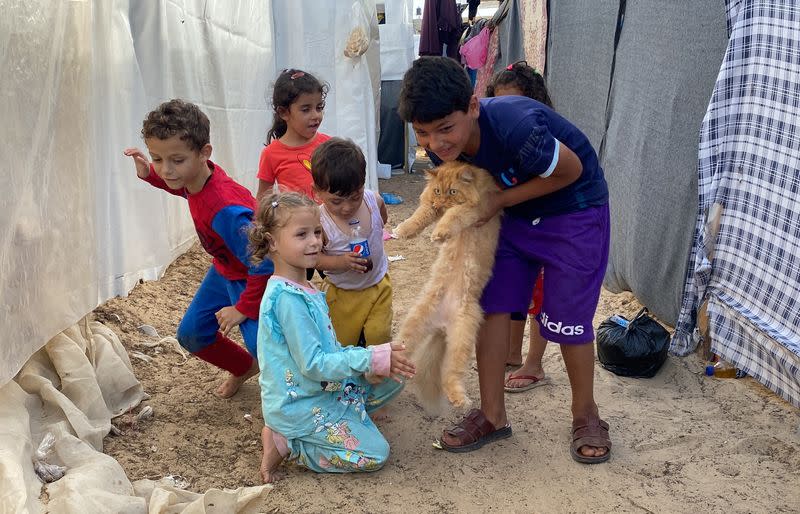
[249,192,415,483]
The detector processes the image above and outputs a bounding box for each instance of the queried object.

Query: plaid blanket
[672,0,800,407]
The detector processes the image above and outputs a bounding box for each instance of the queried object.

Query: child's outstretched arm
[212,205,273,331]
[277,292,413,382]
[123,147,185,196]
[123,147,151,179]
[387,342,416,382]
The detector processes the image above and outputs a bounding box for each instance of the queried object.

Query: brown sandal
[438,409,512,453]
[571,415,612,464]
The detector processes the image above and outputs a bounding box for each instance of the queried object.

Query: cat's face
[423,162,485,210]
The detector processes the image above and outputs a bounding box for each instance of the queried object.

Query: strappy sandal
[571,415,612,464]
[438,408,512,453]
[504,373,550,393]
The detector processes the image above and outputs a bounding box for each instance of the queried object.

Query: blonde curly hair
[249,191,319,266]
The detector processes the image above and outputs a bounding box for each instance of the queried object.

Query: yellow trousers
[323,274,393,347]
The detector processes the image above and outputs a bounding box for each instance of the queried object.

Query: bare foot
[578,445,608,458]
[505,362,546,390]
[572,409,611,461]
[216,360,259,399]
[260,426,285,483]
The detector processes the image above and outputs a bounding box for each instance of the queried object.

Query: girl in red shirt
[256,69,331,202]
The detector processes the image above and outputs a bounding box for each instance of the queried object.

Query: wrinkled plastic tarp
[0,0,276,386]
[0,319,269,513]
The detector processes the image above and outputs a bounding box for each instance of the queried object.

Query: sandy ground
[96,168,800,513]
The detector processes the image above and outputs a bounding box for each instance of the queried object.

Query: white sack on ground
[0,319,269,513]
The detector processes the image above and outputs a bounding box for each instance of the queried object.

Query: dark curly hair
[398,56,473,123]
[141,99,210,151]
[267,69,329,143]
[486,61,553,108]
[311,137,366,197]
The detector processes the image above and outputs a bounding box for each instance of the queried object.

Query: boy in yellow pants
[312,138,392,347]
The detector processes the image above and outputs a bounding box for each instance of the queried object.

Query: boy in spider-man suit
[124,99,272,398]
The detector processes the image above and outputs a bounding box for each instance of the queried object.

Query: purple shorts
[480,204,610,344]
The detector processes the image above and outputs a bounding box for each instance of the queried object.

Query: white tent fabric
[2,1,387,388]
[1,0,276,386]
[0,318,269,513]
[672,0,800,407]
[379,0,415,81]
[272,0,382,191]
[2,1,383,507]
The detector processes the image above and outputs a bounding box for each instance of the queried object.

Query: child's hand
[388,342,416,383]
[475,190,505,227]
[215,306,247,336]
[341,252,369,273]
[123,147,152,179]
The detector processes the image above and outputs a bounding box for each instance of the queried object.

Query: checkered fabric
[672,0,800,406]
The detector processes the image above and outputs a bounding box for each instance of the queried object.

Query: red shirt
[257,132,330,199]
[142,161,270,319]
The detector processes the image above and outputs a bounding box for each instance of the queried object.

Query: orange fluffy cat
[393,162,502,409]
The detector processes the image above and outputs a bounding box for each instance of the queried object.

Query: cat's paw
[446,390,471,409]
[430,227,451,243]
[393,222,413,239]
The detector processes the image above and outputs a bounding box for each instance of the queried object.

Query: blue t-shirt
[431,96,608,219]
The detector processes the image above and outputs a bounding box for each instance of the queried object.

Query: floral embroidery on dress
[336,382,368,422]
[325,421,360,451]
[285,370,298,400]
[327,451,379,471]
[320,381,342,392]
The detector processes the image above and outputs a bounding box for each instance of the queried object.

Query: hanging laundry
[467,0,480,21]
[519,0,548,72]
[493,0,526,73]
[419,0,461,59]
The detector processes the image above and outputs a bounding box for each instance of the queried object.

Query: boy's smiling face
[411,95,481,162]
[146,135,212,194]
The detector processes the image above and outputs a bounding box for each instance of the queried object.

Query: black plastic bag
[596,308,670,378]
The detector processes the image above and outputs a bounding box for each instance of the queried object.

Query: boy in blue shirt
[398,57,611,463]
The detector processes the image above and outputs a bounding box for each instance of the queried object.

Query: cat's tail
[410,331,448,415]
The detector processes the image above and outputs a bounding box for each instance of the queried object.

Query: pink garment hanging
[474,26,500,97]
[459,26,490,69]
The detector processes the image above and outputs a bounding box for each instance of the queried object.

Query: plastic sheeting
[545,0,617,149]
[599,1,728,324]
[1,0,276,386]
[380,0,415,80]
[272,0,382,191]
[547,1,728,324]
[0,318,269,513]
